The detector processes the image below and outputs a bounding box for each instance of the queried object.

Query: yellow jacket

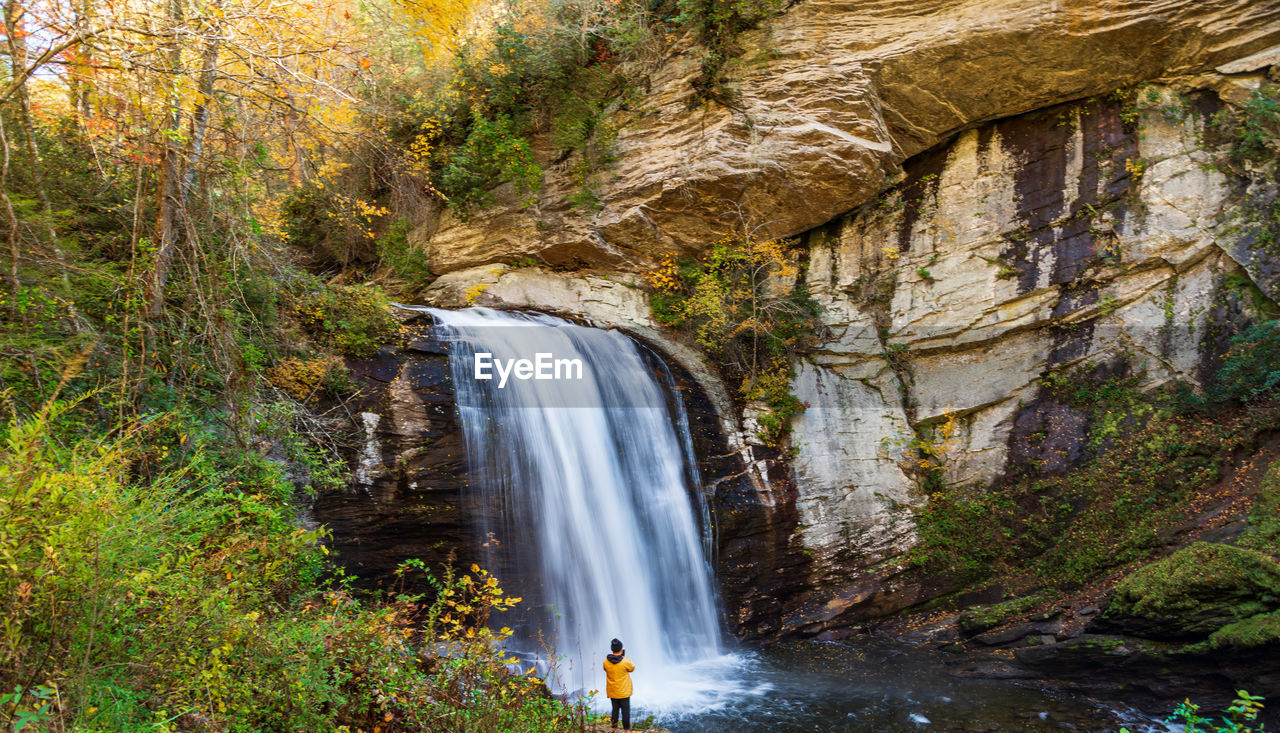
[602,654,635,699]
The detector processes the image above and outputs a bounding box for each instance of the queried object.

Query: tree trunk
[145,0,185,319]
[70,0,93,119]
[180,30,221,210]
[4,0,72,292]
[0,113,21,302]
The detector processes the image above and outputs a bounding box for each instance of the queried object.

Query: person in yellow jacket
[602,638,635,730]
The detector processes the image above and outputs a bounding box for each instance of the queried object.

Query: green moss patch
[1206,610,1280,650]
[1241,459,1280,555]
[958,593,1048,636]
[1101,542,1280,640]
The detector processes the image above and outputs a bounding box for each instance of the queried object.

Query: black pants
[610,697,630,729]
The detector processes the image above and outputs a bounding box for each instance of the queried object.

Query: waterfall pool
[616,638,1162,732]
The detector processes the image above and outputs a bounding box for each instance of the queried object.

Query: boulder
[1092,542,1280,640]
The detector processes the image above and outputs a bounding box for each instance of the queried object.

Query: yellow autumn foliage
[268,356,345,400]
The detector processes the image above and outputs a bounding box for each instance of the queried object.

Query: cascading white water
[419,306,752,713]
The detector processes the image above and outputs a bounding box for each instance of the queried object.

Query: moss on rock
[1099,542,1280,640]
[1206,610,1280,650]
[958,593,1047,636]
[1241,460,1280,556]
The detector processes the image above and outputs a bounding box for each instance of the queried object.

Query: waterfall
[421,306,740,712]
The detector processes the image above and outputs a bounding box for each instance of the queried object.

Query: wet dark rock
[311,323,476,593]
[974,623,1039,646]
[345,348,400,383]
[1016,634,1167,677]
[645,339,809,641]
[956,594,1049,637]
[1007,399,1090,476]
[778,568,963,638]
[399,360,451,394]
[1195,519,1251,545]
[1015,633,1280,710]
[405,338,448,355]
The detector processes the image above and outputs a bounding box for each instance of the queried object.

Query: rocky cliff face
[776,83,1277,636]
[332,1,1280,641]
[414,0,1280,276]
[310,322,478,586]
[416,84,1280,641]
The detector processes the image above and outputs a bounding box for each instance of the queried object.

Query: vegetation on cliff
[1103,461,1280,656]
[285,0,790,283]
[911,323,1280,588]
[904,322,1280,711]
[902,80,1280,647]
[646,230,819,446]
[1210,80,1280,263]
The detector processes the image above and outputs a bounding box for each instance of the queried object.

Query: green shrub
[646,233,818,446]
[909,483,1008,582]
[0,401,584,732]
[1211,82,1280,256]
[748,364,806,448]
[1211,320,1280,404]
[675,0,788,101]
[377,217,436,288]
[283,182,343,262]
[291,283,399,356]
[1213,84,1280,166]
[1143,691,1268,733]
[436,112,543,217]
[407,0,652,219]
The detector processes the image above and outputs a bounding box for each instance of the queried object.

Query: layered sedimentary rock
[415,0,1280,276]
[775,85,1278,635]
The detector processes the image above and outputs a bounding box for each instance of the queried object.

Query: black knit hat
[610,638,623,653]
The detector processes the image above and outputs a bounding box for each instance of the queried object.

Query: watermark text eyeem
[474,352,584,388]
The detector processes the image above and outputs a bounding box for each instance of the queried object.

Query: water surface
[636,639,1158,732]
